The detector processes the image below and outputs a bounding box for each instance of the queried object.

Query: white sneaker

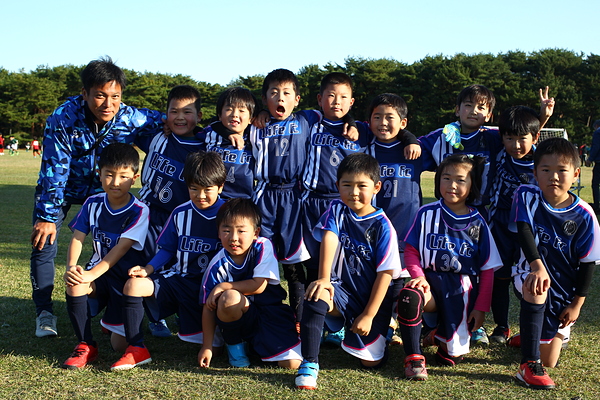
[36,310,58,337]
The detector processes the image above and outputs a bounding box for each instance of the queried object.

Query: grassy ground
[0,153,599,399]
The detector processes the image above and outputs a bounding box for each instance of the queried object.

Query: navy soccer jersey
[204,122,255,199]
[69,192,149,278]
[510,185,600,315]
[405,200,502,276]
[419,126,503,206]
[366,139,423,249]
[156,198,225,279]
[488,148,536,223]
[139,133,205,214]
[302,118,370,195]
[314,199,403,309]
[201,237,285,306]
[250,110,321,199]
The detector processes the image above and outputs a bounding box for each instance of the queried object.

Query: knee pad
[396,287,424,326]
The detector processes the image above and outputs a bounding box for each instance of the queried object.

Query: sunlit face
[263,81,300,120]
[502,132,539,159]
[82,81,122,126]
[317,83,354,121]
[455,98,492,133]
[370,105,408,143]
[220,104,251,134]
[439,163,472,214]
[188,184,223,210]
[99,165,138,207]
[534,154,580,208]
[218,217,260,263]
[336,172,381,216]
[167,98,202,137]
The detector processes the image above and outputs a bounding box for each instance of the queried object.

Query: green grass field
[0,153,599,399]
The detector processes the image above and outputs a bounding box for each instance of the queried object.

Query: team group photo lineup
[4,52,600,396]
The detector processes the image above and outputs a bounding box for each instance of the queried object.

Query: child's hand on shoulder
[198,346,212,368]
[351,313,373,336]
[343,124,359,141]
[404,276,429,293]
[63,265,84,287]
[304,278,334,302]
[404,144,421,160]
[252,110,270,129]
[229,133,245,150]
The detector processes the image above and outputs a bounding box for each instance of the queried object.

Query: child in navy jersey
[487,105,543,345]
[510,138,600,390]
[139,85,205,259]
[249,69,325,326]
[138,85,205,337]
[203,87,257,200]
[198,198,302,369]
[295,153,402,390]
[397,154,501,380]
[366,93,423,255]
[61,143,149,369]
[111,151,226,371]
[419,84,502,211]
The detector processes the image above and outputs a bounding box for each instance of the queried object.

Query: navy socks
[66,293,94,345]
[520,299,546,363]
[122,295,145,347]
[300,299,328,363]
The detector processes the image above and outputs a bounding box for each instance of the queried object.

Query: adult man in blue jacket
[30,57,164,337]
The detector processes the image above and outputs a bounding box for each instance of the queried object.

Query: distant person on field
[30,56,163,338]
[32,136,41,158]
[586,119,600,212]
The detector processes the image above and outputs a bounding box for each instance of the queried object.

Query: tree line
[1,48,599,145]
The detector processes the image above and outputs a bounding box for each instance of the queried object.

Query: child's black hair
[456,84,496,113]
[98,143,140,174]
[262,68,299,98]
[81,56,127,93]
[434,154,486,204]
[182,151,227,187]
[319,72,354,94]
[167,85,202,114]
[216,197,262,231]
[534,137,581,169]
[337,152,380,184]
[498,106,540,137]
[216,87,258,120]
[368,93,408,121]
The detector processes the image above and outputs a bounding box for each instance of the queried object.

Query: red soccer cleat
[111,345,152,371]
[61,342,98,369]
[516,360,555,390]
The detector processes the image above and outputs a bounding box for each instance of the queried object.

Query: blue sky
[2,0,598,86]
